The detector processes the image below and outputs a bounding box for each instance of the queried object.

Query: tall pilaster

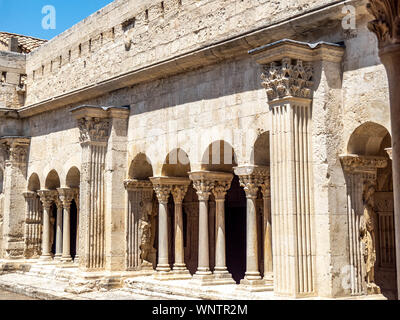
[71,106,111,271]
[0,137,30,258]
[37,190,57,261]
[340,155,388,295]
[367,1,400,299]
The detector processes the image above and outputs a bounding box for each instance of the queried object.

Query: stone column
[340,155,387,295]
[0,137,30,258]
[54,199,63,261]
[235,166,269,290]
[23,191,39,259]
[368,1,400,299]
[58,188,75,263]
[37,190,57,261]
[212,176,235,284]
[71,106,111,271]
[260,174,273,284]
[124,179,154,271]
[151,179,172,276]
[171,184,191,278]
[189,171,215,284]
[74,191,80,264]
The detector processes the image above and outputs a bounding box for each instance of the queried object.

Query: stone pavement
[0,288,37,300]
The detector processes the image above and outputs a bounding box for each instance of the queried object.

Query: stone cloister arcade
[0,37,397,299]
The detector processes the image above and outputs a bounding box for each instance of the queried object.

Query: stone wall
[25,0,339,106]
[0,51,26,109]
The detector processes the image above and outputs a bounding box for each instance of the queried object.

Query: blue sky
[0,0,114,40]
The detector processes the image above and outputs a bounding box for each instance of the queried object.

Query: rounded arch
[28,173,41,192]
[347,122,391,157]
[162,148,191,177]
[66,167,80,188]
[251,131,270,166]
[201,140,238,172]
[45,170,60,190]
[128,153,154,180]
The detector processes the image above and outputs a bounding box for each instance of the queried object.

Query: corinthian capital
[0,137,30,165]
[367,0,400,49]
[172,185,189,204]
[261,58,314,101]
[77,117,111,144]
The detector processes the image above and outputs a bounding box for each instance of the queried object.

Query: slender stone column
[54,199,63,260]
[367,1,400,299]
[72,107,111,271]
[260,174,273,284]
[151,180,172,275]
[340,155,387,295]
[189,171,215,284]
[37,190,57,261]
[74,191,80,264]
[58,188,75,263]
[171,184,191,277]
[212,177,235,284]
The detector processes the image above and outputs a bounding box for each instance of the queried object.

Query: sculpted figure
[360,183,380,294]
[139,199,154,269]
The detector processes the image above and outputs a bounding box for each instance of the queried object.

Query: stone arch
[66,167,80,188]
[162,148,191,177]
[45,170,61,190]
[128,153,154,180]
[201,140,238,172]
[28,173,41,192]
[347,122,391,157]
[251,131,270,166]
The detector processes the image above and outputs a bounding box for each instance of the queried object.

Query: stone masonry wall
[25,0,339,106]
[0,51,26,109]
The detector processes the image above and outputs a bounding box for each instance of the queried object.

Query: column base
[263,272,274,286]
[61,256,73,263]
[153,264,172,280]
[74,256,80,264]
[212,270,236,285]
[54,254,62,261]
[38,255,53,263]
[172,265,192,280]
[238,277,274,292]
[191,270,215,286]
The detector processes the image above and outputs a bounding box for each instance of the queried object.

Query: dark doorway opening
[70,200,78,259]
[225,176,247,284]
[50,204,57,255]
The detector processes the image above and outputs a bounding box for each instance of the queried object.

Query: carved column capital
[260,175,271,199]
[234,166,269,199]
[152,184,171,204]
[57,188,76,208]
[37,190,57,208]
[261,58,314,102]
[77,117,111,145]
[340,154,388,175]
[367,0,400,49]
[0,137,30,166]
[124,179,153,191]
[212,180,232,201]
[23,191,36,200]
[172,185,189,204]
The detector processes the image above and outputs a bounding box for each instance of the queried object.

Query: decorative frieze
[77,117,111,145]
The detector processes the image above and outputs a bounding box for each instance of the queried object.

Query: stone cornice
[340,154,388,174]
[14,0,359,119]
[367,0,400,50]
[150,177,191,187]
